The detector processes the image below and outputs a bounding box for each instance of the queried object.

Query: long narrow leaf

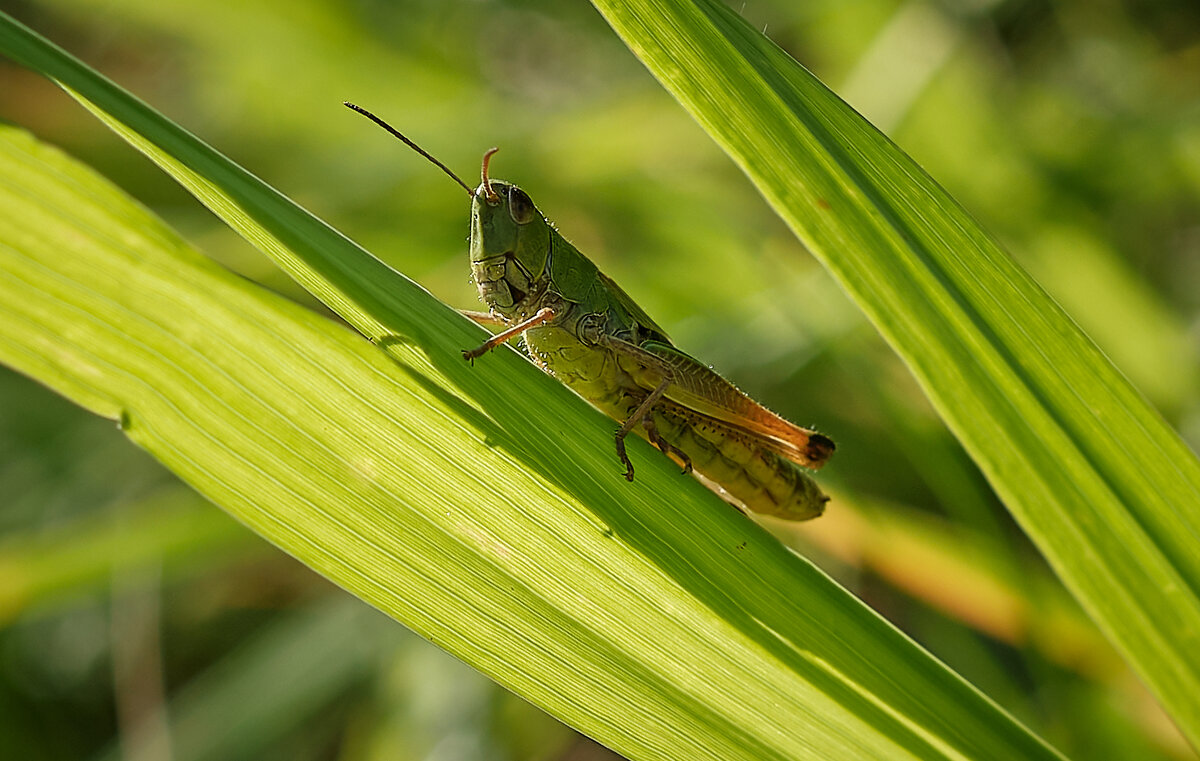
[588,0,1200,745]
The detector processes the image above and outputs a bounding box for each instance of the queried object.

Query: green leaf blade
[588,0,1200,746]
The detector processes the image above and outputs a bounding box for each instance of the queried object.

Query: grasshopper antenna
[480,147,501,204]
[343,102,474,197]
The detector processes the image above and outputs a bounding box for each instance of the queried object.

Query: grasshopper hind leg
[644,416,693,475]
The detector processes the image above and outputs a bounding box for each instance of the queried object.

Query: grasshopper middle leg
[599,334,691,481]
[614,376,673,481]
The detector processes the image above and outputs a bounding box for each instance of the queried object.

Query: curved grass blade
[588,0,1200,746]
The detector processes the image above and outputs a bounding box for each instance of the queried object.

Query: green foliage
[0,23,1063,761]
[1,1,1197,760]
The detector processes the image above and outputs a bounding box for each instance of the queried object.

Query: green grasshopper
[347,103,834,520]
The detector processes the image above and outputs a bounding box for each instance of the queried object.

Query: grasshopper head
[469,149,551,317]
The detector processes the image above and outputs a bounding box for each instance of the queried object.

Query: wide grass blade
[588,0,1200,746]
[0,12,1068,761]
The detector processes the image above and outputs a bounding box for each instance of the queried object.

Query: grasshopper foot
[461,346,485,364]
[615,431,636,481]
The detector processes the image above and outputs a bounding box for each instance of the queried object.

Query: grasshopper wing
[597,272,672,340]
[639,340,834,469]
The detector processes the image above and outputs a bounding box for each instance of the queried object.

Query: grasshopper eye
[508,187,535,224]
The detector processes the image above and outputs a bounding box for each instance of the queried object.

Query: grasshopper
[347,104,834,520]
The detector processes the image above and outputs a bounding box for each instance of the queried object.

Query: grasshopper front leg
[459,309,506,327]
[461,307,555,363]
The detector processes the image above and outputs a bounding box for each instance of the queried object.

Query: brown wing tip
[805,433,836,468]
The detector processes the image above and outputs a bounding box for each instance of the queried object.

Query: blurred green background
[1,0,1197,759]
